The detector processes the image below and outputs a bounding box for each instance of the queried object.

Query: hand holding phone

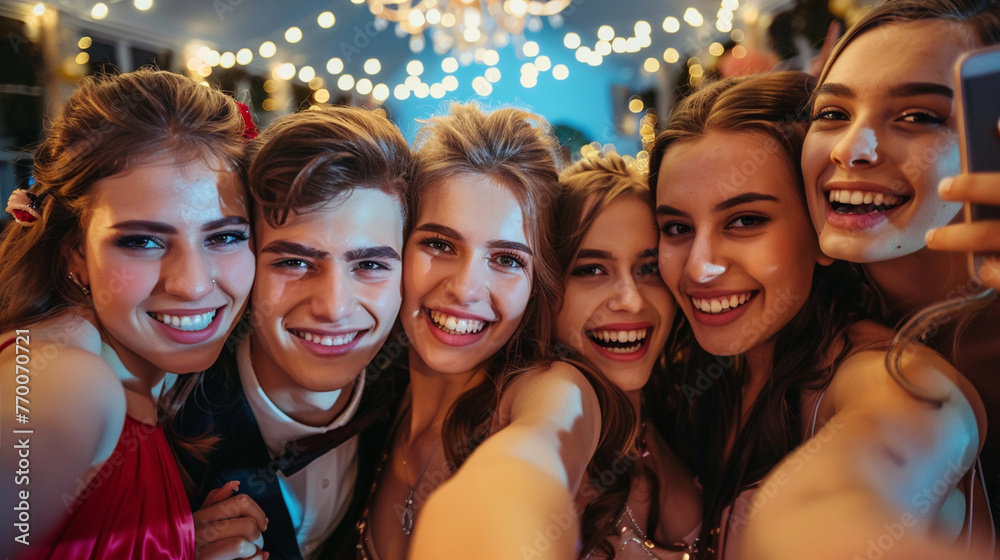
[954,44,1000,281]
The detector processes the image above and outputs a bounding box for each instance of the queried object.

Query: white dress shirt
[237,338,364,560]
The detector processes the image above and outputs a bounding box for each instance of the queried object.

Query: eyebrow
[575,248,657,261]
[576,248,613,260]
[715,192,779,211]
[414,223,462,240]
[637,248,657,259]
[488,240,532,255]
[345,246,401,261]
[110,216,249,234]
[815,81,953,99]
[656,192,779,217]
[415,222,533,256]
[259,240,329,260]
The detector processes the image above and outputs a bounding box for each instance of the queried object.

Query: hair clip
[5,189,43,226]
[236,101,258,140]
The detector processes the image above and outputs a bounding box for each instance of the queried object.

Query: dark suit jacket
[175,341,402,560]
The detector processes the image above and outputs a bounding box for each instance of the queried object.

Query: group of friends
[2,0,1000,559]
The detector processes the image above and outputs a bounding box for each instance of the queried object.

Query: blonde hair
[410,102,566,468]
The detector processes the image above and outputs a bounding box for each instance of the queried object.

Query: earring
[68,272,90,296]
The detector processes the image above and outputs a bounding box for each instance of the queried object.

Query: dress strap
[808,389,827,438]
[0,337,16,355]
[964,457,996,555]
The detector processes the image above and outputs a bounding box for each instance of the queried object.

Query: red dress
[1,338,195,560]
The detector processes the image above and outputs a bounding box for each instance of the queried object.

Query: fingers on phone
[926,222,1000,252]
[938,172,1000,203]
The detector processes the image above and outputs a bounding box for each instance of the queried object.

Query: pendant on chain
[402,488,415,535]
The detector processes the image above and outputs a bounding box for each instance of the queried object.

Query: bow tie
[275,389,390,476]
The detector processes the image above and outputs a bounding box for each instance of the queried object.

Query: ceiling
[7,0,797,148]
[55,0,776,89]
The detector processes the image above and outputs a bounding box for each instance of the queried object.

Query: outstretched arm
[409,361,601,560]
[741,344,984,560]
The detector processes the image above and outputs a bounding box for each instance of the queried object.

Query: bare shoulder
[834,320,977,404]
[1,312,126,463]
[501,360,598,417]
[0,313,126,535]
[506,360,593,395]
[4,310,104,356]
[828,321,983,450]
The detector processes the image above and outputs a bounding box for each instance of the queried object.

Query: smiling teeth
[429,310,486,335]
[152,311,216,331]
[293,330,359,347]
[586,328,648,354]
[588,329,649,343]
[828,189,902,207]
[691,292,753,314]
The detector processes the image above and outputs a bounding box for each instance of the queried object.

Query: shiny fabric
[23,416,194,559]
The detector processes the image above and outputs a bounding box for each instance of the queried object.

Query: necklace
[400,437,443,536]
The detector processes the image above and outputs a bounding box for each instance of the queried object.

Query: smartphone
[954,44,1000,281]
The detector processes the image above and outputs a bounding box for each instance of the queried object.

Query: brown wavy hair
[648,72,879,558]
[0,69,249,492]
[554,153,655,559]
[247,106,412,229]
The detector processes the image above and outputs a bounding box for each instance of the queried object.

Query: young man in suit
[177,106,412,560]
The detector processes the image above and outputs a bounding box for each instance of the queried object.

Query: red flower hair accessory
[5,189,43,226]
[237,102,258,139]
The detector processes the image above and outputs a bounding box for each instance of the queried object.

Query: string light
[68,0,743,108]
[360,0,572,61]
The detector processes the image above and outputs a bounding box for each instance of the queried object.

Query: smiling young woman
[358,102,632,560]
[0,70,254,559]
[800,0,1000,537]
[649,71,986,559]
[553,153,701,559]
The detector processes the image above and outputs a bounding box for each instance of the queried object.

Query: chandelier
[364,0,572,61]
